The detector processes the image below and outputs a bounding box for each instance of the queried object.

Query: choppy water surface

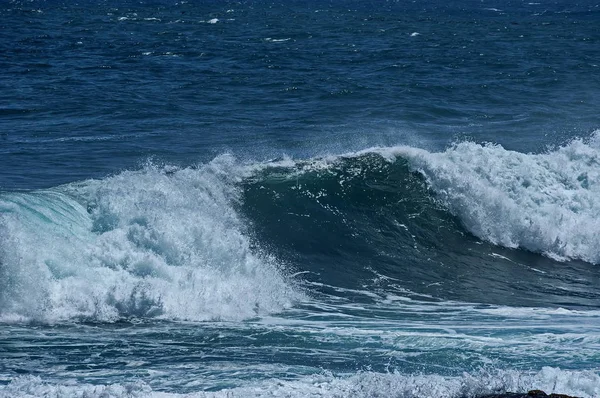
[1,1,599,397]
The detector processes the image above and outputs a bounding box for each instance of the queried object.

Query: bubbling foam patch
[0,155,299,323]
[1,367,599,398]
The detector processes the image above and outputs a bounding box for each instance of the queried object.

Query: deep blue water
[1,1,600,397]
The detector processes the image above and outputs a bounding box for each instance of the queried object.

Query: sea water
[1,1,600,397]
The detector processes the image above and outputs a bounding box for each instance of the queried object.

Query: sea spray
[0,155,299,323]
[398,133,600,264]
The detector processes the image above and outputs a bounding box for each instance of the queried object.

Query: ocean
[1,1,599,397]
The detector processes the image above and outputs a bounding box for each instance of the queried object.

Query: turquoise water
[1,1,599,397]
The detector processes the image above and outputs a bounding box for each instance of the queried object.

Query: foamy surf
[0,155,299,323]
[1,367,599,398]
[395,132,600,264]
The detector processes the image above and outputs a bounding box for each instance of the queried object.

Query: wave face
[0,155,298,323]
[241,135,600,308]
[246,133,600,269]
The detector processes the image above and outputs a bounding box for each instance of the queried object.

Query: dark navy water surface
[2,0,599,189]
[1,1,600,397]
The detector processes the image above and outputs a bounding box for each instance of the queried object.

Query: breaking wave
[0,155,299,323]
[400,132,600,264]
[2,132,600,323]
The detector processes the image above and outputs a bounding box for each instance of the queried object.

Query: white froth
[0,155,299,323]
[2,368,599,398]
[395,132,600,264]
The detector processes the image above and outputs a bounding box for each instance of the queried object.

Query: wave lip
[0,155,300,323]
[395,132,600,264]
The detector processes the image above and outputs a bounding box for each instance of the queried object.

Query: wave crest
[400,132,600,264]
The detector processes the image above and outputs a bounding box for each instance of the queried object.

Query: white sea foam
[392,132,600,264]
[0,155,299,323]
[2,367,599,398]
